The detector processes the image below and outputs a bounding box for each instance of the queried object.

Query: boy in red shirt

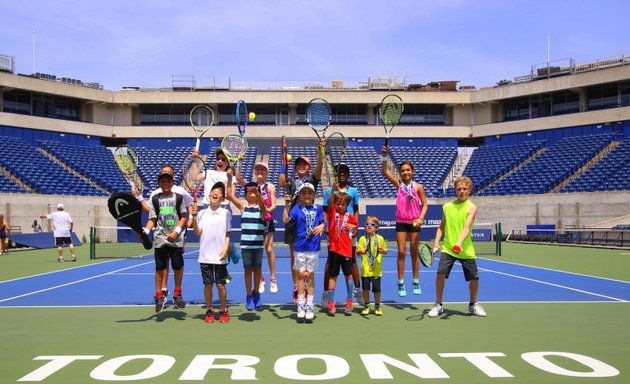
[325,182,358,315]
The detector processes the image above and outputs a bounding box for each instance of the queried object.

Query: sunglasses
[216,157,227,162]
[364,222,378,228]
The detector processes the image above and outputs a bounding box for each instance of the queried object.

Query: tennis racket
[324,131,348,183]
[418,242,436,268]
[281,135,293,196]
[181,155,207,209]
[107,192,152,250]
[306,98,331,141]
[236,100,248,137]
[378,94,404,148]
[190,104,214,151]
[114,145,141,192]
[221,133,249,169]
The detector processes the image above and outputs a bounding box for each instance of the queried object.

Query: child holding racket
[236,161,279,295]
[430,176,486,318]
[189,181,232,323]
[278,140,324,303]
[143,169,188,313]
[133,163,193,304]
[356,216,388,315]
[381,145,428,297]
[226,175,267,311]
[282,182,325,323]
[324,184,358,316]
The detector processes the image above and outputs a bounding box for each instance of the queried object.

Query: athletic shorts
[154,246,184,271]
[361,276,382,293]
[437,252,479,281]
[264,219,275,234]
[328,251,353,278]
[395,222,420,233]
[55,237,73,246]
[200,263,229,285]
[242,248,263,269]
[293,250,319,273]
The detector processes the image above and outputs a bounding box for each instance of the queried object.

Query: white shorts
[293,251,319,273]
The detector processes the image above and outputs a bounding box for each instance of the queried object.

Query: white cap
[57,203,64,209]
[298,182,315,194]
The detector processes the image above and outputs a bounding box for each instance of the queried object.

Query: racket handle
[195,138,201,151]
[383,137,389,148]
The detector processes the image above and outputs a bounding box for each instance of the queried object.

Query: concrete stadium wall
[2,191,628,243]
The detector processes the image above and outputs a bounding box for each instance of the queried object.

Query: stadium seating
[389,146,458,198]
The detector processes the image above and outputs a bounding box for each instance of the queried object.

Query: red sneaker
[219,309,230,323]
[344,299,353,314]
[327,300,336,316]
[205,309,214,323]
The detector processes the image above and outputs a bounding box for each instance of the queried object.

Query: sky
[1,0,629,91]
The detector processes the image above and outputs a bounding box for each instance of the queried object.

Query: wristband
[136,194,145,202]
[280,162,286,175]
[173,226,182,235]
[143,228,150,235]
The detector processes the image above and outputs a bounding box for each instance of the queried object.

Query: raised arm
[380,144,399,188]
[313,139,324,181]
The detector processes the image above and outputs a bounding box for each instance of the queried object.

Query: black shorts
[437,252,479,281]
[328,251,353,278]
[361,276,382,293]
[154,246,184,271]
[264,219,275,234]
[395,222,420,233]
[200,263,229,285]
[284,220,296,244]
[55,237,73,246]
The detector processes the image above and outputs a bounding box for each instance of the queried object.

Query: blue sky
[1,0,628,91]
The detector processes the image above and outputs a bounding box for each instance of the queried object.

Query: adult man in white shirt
[41,204,76,262]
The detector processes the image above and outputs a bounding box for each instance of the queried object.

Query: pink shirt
[395,182,421,224]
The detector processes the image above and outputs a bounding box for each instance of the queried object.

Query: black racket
[236,100,248,137]
[324,131,348,183]
[378,94,404,148]
[107,192,152,250]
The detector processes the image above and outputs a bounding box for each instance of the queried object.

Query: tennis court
[1,242,629,383]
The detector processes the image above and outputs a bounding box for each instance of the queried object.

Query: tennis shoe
[246,295,254,311]
[154,295,166,313]
[297,304,306,321]
[270,278,278,294]
[354,287,365,306]
[361,304,371,315]
[205,309,214,323]
[258,277,266,294]
[428,303,443,318]
[468,303,487,317]
[412,282,422,295]
[219,309,230,323]
[173,295,186,309]
[397,282,407,297]
[305,305,315,322]
[320,291,329,308]
[253,291,262,309]
[71,255,77,262]
[374,305,383,316]
[344,299,353,314]
[161,289,169,300]
[57,257,64,263]
[327,300,336,316]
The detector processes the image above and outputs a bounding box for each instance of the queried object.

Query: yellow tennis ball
[248,112,256,122]
[287,154,292,161]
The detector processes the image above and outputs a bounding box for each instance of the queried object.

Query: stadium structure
[0,53,629,245]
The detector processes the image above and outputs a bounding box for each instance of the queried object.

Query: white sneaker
[71,255,77,262]
[258,278,266,294]
[305,305,314,322]
[354,287,365,306]
[320,291,329,308]
[468,303,487,317]
[428,303,443,318]
[269,279,278,294]
[57,257,64,263]
[297,304,306,321]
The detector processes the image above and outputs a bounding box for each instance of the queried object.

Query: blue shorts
[242,248,263,269]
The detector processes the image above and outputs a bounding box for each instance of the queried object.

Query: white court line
[0,261,153,303]
[479,267,628,302]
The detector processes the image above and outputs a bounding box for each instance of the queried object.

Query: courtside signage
[18,351,619,381]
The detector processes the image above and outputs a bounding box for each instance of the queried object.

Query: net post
[89,226,95,260]
[497,222,502,256]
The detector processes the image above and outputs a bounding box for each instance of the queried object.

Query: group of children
[139,142,486,324]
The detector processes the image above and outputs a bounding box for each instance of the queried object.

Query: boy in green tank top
[429,176,486,318]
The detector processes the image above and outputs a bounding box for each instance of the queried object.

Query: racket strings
[306,103,331,129]
[222,135,248,159]
[182,157,205,192]
[190,106,214,132]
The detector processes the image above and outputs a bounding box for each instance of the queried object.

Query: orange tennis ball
[248,112,256,122]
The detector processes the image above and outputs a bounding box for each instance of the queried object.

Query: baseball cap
[337,163,350,174]
[254,162,269,170]
[57,203,64,209]
[298,182,315,194]
[244,181,258,189]
[295,156,311,165]
[158,169,174,181]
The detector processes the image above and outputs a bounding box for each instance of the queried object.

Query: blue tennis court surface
[1,248,628,307]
